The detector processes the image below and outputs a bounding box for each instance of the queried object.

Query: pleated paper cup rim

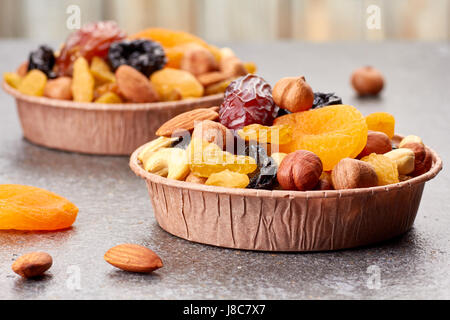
[2,81,224,112]
[129,136,443,199]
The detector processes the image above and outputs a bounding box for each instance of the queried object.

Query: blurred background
[0,0,448,42]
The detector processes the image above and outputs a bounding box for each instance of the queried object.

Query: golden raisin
[71,57,95,102]
[150,68,204,99]
[17,70,47,96]
[90,56,116,84]
[3,72,22,89]
[274,105,368,171]
[188,138,257,177]
[361,153,399,186]
[95,92,123,103]
[237,124,292,145]
[205,170,249,188]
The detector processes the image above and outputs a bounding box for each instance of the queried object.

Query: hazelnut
[272,76,314,113]
[401,142,432,176]
[277,150,323,191]
[357,130,392,158]
[180,46,218,76]
[384,148,415,175]
[331,158,378,189]
[220,56,247,78]
[351,66,384,96]
[192,120,233,150]
[44,77,73,100]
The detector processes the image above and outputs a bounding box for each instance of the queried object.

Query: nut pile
[3,21,256,104]
[138,73,433,190]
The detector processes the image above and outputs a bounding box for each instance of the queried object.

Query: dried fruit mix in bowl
[137,72,435,191]
[3,22,257,104]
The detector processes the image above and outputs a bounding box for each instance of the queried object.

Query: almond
[104,244,163,273]
[12,251,53,278]
[116,65,159,103]
[156,108,219,137]
[180,46,218,76]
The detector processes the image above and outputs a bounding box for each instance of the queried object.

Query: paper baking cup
[130,136,442,252]
[3,82,223,155]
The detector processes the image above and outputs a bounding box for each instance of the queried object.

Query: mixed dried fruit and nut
[138,73,432,190]
[3,21,256,103]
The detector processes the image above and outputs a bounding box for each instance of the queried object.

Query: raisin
[311,92,342,109]
[237,142,278,190]
[219,74,278,130]
[56,21,126,76]
[27,45,56,78]
[276,108,291,118]
[108,39,166,77]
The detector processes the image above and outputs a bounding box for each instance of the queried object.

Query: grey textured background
[0,41,448,299]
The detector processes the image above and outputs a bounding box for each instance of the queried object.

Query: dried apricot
[17,70,47,96]
[150,68,203,99]
[95,92,123,104]
[188,138,257,177]
[237,124,292,145]
[205,170,249,188]
[90,56,115,84]
[72,57,95,102]
[274,105,367,171]
[0,184,78,230]
[365,112,395,139]
[361,153,399,186]
[130,28,221,63]
[3,72,22,89]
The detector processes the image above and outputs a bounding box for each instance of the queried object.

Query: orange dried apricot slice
[72,57,95,102]
[0,184,78,230]
[150,68,204,99]
[274,105,368,171]
[17,70,47,96]
[130,28,221,66]
[237,124,292,145]
[365,112,395,139]
[361,153,399,185]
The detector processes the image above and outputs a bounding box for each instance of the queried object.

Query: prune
[238,142,278,190]
[311,92,342,109]
[28,45,56,78]
[56,21,126,76]
[108,40,166,77]
[219,74,278,130]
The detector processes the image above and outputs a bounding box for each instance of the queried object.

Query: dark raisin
[237,141,278,190]
[276,108,291,118]
[170,129,191,150]
[108,39,166,77]
[219,74,279,130]
[312,92,342,109]
[28,45,56,78]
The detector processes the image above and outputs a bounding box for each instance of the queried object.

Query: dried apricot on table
[17,70,47,96]
[3,72,22,89]
[274,105,368,171]
[361,153,399,186]
[150,68,204,99]
[205,170,250,188]
[237,124,292,145]
[188,138,257,177]
[0,184,78,231]
[365,112,395,139]
[72,57,95,102]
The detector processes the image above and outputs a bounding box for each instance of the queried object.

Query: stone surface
[0,40,449,299]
